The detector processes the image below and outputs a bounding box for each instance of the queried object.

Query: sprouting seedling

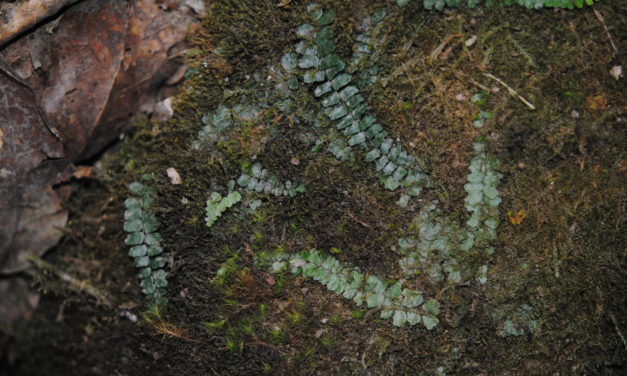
[123,180,168,310]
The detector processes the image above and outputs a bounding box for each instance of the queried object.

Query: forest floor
[1,1,626,375]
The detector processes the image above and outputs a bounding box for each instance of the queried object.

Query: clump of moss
[7,1,625,376]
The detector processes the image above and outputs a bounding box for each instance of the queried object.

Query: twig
[428,34,461,63]
[609,312,627,352]
[483,73,536,110]
[143,312,199,342]
[346,210,373,229]
[466,77,492,93]
[250,335,287,354]
[593,9,618,56]
[28,254,112,306]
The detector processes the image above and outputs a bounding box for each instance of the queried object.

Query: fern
[397,0,596,10]
[205,191,242,227]
[463,139,502,244]
[123,180,168,309]
[266,249,440,328]
[290,5,432,205]
[247,4,509,329]
[192,103,263,150]
[237,162,306,197]
[348,10,387,89]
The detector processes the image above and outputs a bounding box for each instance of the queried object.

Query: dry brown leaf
[586,94,608,111]
[265,276,276,286]
[0,59,73,323]
[507,209,527,225]
[73,166,93,179]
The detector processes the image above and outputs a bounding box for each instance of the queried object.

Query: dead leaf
[0,278,40,323]
[37,0,130,161]
[0,0,81,46]
[72,166,93,179]
[265,276,276,286]
[166,167,182,184]
[0,59,73,323]
[586,94,608,111]
[610,65,623,81]
[1,0,198,161]
[507,209,527,225]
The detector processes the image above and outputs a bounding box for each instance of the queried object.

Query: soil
[1,1,626,375]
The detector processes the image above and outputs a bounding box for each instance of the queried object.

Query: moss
[5,1,626,375]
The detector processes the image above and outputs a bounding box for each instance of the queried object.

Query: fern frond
[205,191,242,227]
[124,180,168,310]
[398,0,596,10]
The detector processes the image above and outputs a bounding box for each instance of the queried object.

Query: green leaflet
[397,0,595,9]
[192,102,265,150]
[123,180,168,309]
[238,163,307,198]
[422,315,439,330]
[463,140,502,246]
[292,8,433,207]
[199,3,509,332]
[265,249,437,329]
[205,191,242,227]
[281,52,297,72]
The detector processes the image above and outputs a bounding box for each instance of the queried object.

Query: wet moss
[4,1,626,375]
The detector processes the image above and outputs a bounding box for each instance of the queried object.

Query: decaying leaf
[507,209,527,225]
[0,0,82,46]
[586,94,608,111]
[0,59,73,323]
[166,167,182,185]
[1,0,199,161]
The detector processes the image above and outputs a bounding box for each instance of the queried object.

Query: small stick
[143,313,199,342]
[250,335,287,354]
[346,210,373,229]
[467,77,492,93]
[28,254,112,306]
[483,72,536,110]
[610,312,627,352]
[593,9,618,56]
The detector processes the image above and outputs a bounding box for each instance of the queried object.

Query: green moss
[10,1,626,375]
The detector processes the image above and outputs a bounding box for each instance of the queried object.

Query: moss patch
[3,1,626,375]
